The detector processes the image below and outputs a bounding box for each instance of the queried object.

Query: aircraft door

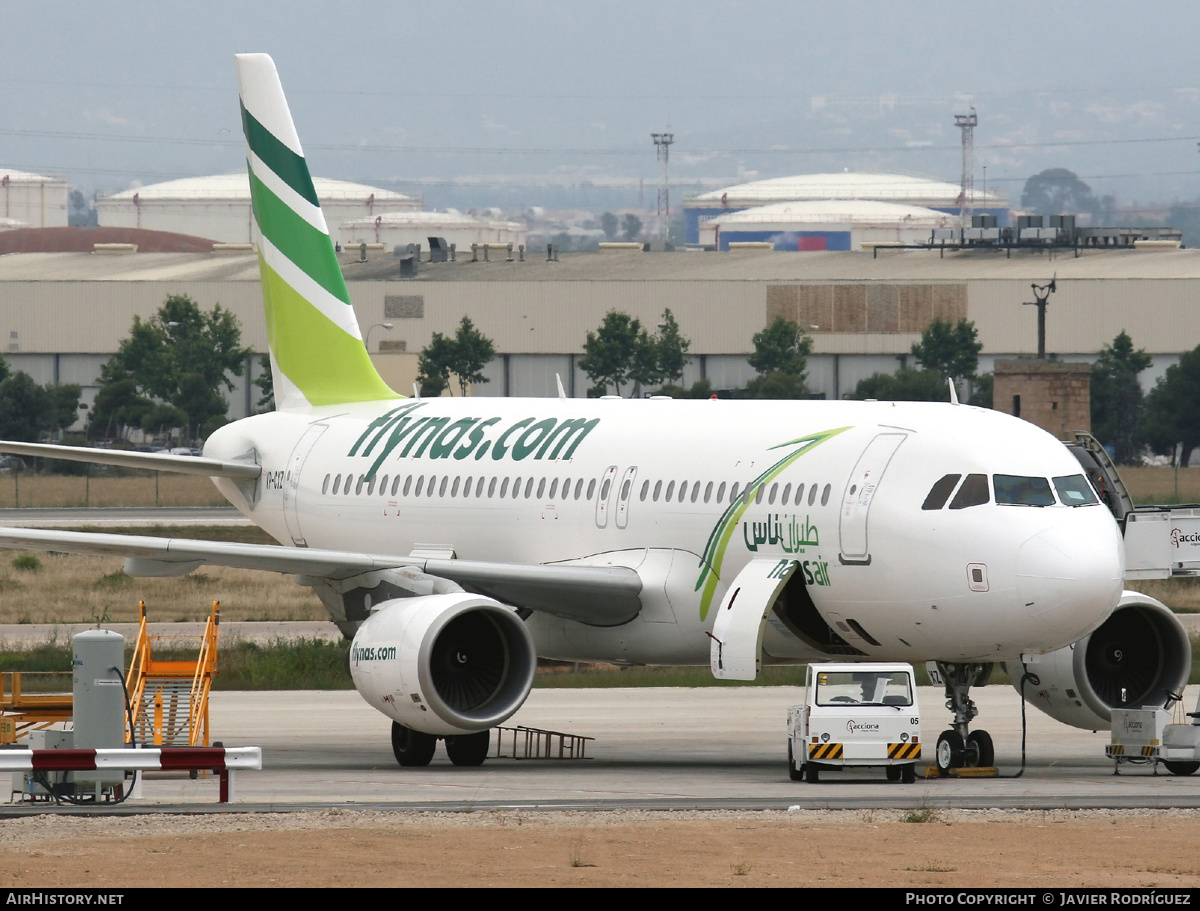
[838,432,906,565]
[710,557,801,679]
[615,467,637,529]
[594,465,618,529]
[283,422,328,546]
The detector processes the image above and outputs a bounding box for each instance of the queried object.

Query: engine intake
[350,593,537,736]
[1008,591,1192,730]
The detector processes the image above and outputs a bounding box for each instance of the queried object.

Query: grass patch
[902,807,939,824]
[11,555,40,573]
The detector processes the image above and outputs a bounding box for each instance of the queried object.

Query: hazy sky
[4,1,1200,208]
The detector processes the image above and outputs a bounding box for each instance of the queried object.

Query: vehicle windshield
[814,670,913,707]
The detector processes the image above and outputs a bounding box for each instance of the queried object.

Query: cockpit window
[948,474,989,509]
[922,474,962,510]
[994,475,1055,506]
[1053,474,1099,506]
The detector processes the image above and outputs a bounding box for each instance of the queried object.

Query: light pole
[365,322,393,352]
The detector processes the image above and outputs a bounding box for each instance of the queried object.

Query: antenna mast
[955,107,978,227]
[651,131,674,240]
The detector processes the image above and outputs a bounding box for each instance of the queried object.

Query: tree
[1143,346,1200,466]
[911,318,981,382]
[253,354,274,413]
[748,317,811,378]
[416,316,496,397]
[600,212,619,241]
[621,214,643,242]
[95,294,250,442]
[0,372,80,442]
[852,368,949,402]
[1021,168,1099,218]
[1091,331,1151,465]
[580,310,693,397]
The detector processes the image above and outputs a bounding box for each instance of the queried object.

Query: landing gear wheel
[901,763,916,784]
[788,742,803,781]
[966,730,994,768]
[936,730,965,773]
[886,765,901,782]
[444,730,492,767]
[1163,760,1200,776]
[804,761,820,783]
[391,722,437,767]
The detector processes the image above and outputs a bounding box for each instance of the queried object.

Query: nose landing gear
[933,662,995,773]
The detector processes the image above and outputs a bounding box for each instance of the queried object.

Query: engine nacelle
[1008,591,1191,730]
[350,593,537,736]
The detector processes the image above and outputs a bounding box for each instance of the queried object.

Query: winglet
[235,53,399,411]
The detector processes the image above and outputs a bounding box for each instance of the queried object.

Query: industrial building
[0,168,70,229]
[1,244,1198,437]
[95,173,419,244]
[684,171,1008,244]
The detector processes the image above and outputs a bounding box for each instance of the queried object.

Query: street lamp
[365,322,394,352]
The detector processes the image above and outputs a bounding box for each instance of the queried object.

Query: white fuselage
[205,396,1125,668]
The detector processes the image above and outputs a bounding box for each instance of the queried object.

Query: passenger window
[922,474,962,510]
[322,475,330,495]
[622,479,632,500]
[362,476,372,496]
[551,479,560,500]
[379,475,388,495]
[716,482,726,503]
[415,476,425,496]
[653,480,662,502]
[464,477,473,497]
[768,483,778,505]
[525,478,534,498]
[994,475,1055,507]
[429,475,438,497]
[755,485,765,505]
[821,483,831,506]
[500,478,509,497]
[949,474,990,509]
[691,483,700,503]
[576,479,585,499]
[665,481,675,501]
[730,482,740,503]
[781,482,791,504]
[638,480,648,501]
[402,475,412,497]
[1054,475,1099,506]
[345,475,354,496]
[704,481,713,503]
[678,481,687,503]
[601,478,612,500]
[512,477,521,499]
[808,484,817,507]
[794,483,805,506]
[587,479,596,500]
[489,477,499,498]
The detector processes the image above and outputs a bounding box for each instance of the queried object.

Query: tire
[391,722,437,767]
[967,730,995,768]
[444,730,491,767]
[804,761,820,783]
[936,730,965,773]
[788,742,803,781]
[1163,760,1200,776]
[886,765,901,782]
[901,763,916,784]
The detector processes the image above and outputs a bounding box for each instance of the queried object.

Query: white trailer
[787,662,921,783]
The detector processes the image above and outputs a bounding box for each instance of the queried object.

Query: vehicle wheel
[444,730,491,767]
[788,742,803,781]
[804,761,820,783]
[901,763,916,784]
[936,730,965,773]
[391,722,437,767]
[966,730,994,768]
[886,765,901,782]
[1163,760,1200,776]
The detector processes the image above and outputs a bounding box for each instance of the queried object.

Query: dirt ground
[1,808,1198,888]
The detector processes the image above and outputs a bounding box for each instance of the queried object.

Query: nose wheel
[933,661,996,773]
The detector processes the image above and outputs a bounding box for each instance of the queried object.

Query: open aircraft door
[838,432,906,565]
[710,557,801,680]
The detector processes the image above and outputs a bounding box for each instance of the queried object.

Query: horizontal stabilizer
[0,441,260,480]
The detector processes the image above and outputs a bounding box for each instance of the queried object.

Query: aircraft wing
[0,440,260,480]
[0,528,642,626]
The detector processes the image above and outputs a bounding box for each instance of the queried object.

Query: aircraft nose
[1016,514,1124,644]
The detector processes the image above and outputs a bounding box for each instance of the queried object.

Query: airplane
[0,53,1189,774]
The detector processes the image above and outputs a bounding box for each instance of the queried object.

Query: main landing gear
[933,662,996,774]
[391,722,492,768]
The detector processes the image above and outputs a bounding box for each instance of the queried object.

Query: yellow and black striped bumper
[888,742,922,760]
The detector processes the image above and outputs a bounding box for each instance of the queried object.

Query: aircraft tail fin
[235,53,399,411]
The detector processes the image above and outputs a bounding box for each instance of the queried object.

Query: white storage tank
[96,172,419,243]
[336,209,528,251]
[0,168,69,228]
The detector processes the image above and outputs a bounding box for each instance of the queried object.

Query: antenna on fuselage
[413,383,421,400]
[555,373,567,400]
[948,378,960,405]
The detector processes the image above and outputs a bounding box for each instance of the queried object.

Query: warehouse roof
[688,171,1006,208]
[700,199,954,228]
[96,172,416,204]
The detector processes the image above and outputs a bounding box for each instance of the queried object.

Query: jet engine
[1008,591,1191,730]
[349,593,537,736]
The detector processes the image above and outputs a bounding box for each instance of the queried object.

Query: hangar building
[684,172,1009,244]
[0,245,1196,435]
[338,210,528,251]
